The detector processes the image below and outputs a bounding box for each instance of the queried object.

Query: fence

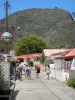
[0,60,10,90]
[50,60,72,81]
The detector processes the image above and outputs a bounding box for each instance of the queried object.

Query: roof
[64,48,75,58]
[16,53,42,59]
[50,49,71,59]
[43,49,71,57]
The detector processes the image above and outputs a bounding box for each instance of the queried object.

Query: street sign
[0,32,13,44]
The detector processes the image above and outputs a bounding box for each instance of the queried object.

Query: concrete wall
[50,59,69,82]
[69,70,75,78]
[62,70,69,82]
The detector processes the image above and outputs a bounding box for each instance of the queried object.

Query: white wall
[50,59,69,82]
[62,70,69,82]
[54,59,62,69]
[24,58,27,62]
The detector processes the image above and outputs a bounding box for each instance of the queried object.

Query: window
[64,61,71,72]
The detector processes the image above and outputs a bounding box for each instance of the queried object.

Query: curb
[9,90,14,100]
[51,77,67,86]
[9,83,15,100]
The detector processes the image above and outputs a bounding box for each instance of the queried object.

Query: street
[13,71,75,100]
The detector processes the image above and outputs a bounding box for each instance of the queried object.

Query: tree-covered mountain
[0,8,75,52]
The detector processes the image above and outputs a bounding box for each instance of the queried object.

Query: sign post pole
[0,32,13,53]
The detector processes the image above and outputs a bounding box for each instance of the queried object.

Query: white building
[43,49,73,82]
[50,49,75,82]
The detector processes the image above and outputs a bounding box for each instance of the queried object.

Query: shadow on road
[12,90,19,100]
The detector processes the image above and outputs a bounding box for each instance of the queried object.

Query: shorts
[36,70,40,73]
[26,69,31,73]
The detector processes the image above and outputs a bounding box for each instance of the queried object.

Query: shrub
[28,61,33,67]
[67,78,75,88]
[39,56,44,64]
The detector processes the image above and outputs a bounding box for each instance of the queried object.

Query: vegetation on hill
[45,19,75,48]
[0,8,75,52]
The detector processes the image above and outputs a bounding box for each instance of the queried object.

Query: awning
[64,48,75,58]
[16,53,42,59]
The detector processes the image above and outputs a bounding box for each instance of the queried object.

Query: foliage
[15,35,48,55]
[28,61,33,67]
[45,19,75,48]
[0,8,75,51]
[39,55,44,64]
[67,78,75,88]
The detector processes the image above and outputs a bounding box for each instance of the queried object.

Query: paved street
[13,71,75,100]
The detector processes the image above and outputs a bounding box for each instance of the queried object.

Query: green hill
[0,8,75,52]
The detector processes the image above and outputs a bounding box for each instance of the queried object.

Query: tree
[0,42,5,52]
[15,35,48,55]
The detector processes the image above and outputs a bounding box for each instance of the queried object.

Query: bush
[39,56,44,64]
[67,78,75,88]
[28,61,33,67]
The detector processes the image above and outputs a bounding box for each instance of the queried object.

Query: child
[36,65,40,78]
[25,65,31,79]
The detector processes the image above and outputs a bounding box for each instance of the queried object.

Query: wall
[50,59,69,82]
[69,70,75,78]
[50,59,63,81]
[62,70,69,82]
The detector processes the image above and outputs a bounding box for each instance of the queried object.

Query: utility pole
[5,0,9,32]
[4,0,9,53]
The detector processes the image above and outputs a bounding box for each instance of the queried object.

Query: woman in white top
[45,65,51,80]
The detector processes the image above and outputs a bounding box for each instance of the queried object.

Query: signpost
[1,32,13,44]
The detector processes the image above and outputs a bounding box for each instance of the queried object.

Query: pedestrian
[25,64,31,79]
[33,57,40,71]
[36,65,40,78]
[19,62,23,74]
[45,65,51,80]
[19,62,23,80]
[15,63,20,80]
[22,63,26,78]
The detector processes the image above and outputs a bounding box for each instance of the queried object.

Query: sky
[0,0,75,19]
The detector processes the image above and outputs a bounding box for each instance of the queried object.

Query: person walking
[36,65,40,78]
[33,57,40,71]
[45,65,51,80]
[25,64,31,80]
[22,63,26,78]
[19,62,23,80]
[15,63,20,80]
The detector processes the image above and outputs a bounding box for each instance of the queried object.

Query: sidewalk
[13,71,75,100]
[40,72,75,100]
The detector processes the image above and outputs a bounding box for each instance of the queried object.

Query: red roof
[16,53,42,59]
[65,48,75,58]
[43,49,71,57]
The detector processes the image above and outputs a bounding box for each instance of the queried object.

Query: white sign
[10,50,15,56]
[71,58,75,70]
[1,32,13,44]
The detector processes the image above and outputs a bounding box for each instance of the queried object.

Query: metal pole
[5,0,8,32]
[5,0,9,53]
